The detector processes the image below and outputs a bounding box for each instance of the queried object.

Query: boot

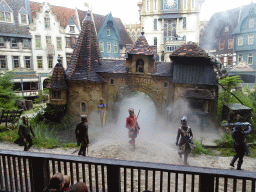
[230,156,237,167]
[237,160,243,170]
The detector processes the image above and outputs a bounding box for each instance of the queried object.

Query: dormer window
[249,18,254,28]
[225,26,229,32]
[107,27,110,36]
[18,7,28,25]
[0,12,11,22]
[70,26,75,32]
[136,59,144,73]
[44,12,50,29]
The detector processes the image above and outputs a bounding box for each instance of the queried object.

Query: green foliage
[44,104,66,122]
[34,89,49,104]
[191,139,209,155]
[214,133,234,148]
[0,125,19,142]
[217,148,235,156]
[0,73,20,110]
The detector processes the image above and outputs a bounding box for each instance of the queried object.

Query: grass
[192,139,210,155]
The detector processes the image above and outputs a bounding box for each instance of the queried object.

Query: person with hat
[97,97,107,127]
[176,116,195,166]
[126,108,140,149]
[18,116,36,151]
[75,115,89,156]
[230,122,252,170]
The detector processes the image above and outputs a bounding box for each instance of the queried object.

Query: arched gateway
[47,12,219,124]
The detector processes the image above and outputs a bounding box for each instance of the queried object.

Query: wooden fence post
[29,157,50,192]
[199,174,214,192]
[107,165,121,192]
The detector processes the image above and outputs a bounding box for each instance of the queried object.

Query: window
[228,39,233,49]
[66,53,72,65]
[20,14,27,24]
[191,0,195,8]
[48,56,53,68]
[35,35,41,48]
[147,0,149,11]
[183,17,186,29]
[107,27,110,36]
[156,54,159,61]
[66,37,76,48]
[23,39,30,48]
[99,41,104,52]
[13,56,19,68]
[154,19,157,30]
[37,56,43,68]
[46,36,51,44]
[238,54,243,62]
[24,56,31,68]
[249,18,254,28]
[114,43,118,53]
[44,17,50,29]
[56,37,62,50]
[110,79,114,84]
[166,45,177,52]
[219,57,224,64]
[81,102,86,112]
[248,34,254,45]
[52,90,61,99]
[70,26,75,32]
[107,42,111,53]
[219,40,225,50]
[184,0,187,9]
[238,36,243,46]
[0,12,12,22]
[0,37,5,47]
[154,37,157,45]
[136,59,144,72]
[161,54,164,61]
[154,0,157,10]
[164,82,168,88]
[225,26,229,32]
[0,56,6,69]
[227,57,232,66]
[248,54,253,65]
[11,38,18,48]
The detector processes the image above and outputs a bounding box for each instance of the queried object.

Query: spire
[66,10,102,82]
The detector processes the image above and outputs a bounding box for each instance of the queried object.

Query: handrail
[0,149,255,192]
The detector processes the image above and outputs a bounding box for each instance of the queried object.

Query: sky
[34,0,255,24]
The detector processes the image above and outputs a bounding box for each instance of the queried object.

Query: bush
[214,133,234,148]
[192,139,209,155]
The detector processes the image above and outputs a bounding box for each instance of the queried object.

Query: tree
[0,73,20,110]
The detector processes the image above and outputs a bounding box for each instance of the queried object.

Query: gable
[97,13,121,41]
[19,7,28,14]
[0,0,12,12]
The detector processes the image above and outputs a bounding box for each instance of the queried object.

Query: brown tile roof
[181,88,214,100]
[126,32,155,56]
[30,1,78,28]
[171,42,209,57]
[66,12,103,82]
[46,59,68,89]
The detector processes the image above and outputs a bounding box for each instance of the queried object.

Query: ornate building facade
[137,0,205,62]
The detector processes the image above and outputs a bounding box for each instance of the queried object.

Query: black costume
[18,123,35,151]
[75,121,89,156]
[230,122,252,170]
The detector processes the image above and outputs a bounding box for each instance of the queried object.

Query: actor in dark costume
[176,116,195,166]
[18,116,36,151]
[126,108,140,149]
[75,115,89,156]
[230,122,252,170]
[97,98,107,127]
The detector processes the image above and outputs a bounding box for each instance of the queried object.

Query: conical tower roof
[47,58,68,89]
[66,11,103,82]
[126,32,155,56]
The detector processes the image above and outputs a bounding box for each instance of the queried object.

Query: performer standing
[75,115,89,156]
[230,122,252,170]
[126,108,140,149]
[97,98,107,127]
[18,116,36,151]
[176,116,195,166]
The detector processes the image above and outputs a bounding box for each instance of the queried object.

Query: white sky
[34,0,254,24]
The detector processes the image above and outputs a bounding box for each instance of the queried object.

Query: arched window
[161,54,164,61]
[81,102,86,112]
[136,59,144,72]
[154,19,157,30]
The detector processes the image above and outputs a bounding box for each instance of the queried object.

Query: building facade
[137,0,205,62]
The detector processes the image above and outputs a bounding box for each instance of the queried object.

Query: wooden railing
[0,149,255,192]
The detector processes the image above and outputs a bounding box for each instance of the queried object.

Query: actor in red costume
[126,108,140,149]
